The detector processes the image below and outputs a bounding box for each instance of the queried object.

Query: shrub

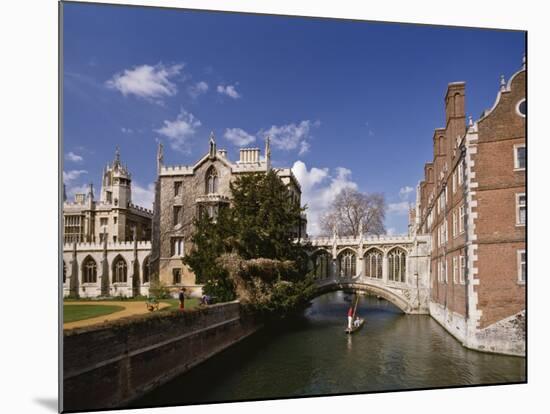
[148,279,172,299]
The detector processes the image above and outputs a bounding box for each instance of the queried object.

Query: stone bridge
[305,233,431,314]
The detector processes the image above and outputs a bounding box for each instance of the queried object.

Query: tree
[184,170,312,310]
[320,188,386,237]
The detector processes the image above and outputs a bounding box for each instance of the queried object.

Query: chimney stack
[239,148,260,164]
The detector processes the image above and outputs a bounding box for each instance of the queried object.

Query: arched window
[142,256,150,284]
[82,256,97,284]
[205,167,218,194]
[113,256,127,283]
[313,251,330,279]
[63,260,67,284]
[364,249,383,279]
[338,250,356,278]
[388,248,406,282]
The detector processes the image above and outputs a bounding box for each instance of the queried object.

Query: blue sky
[62,2,525,235]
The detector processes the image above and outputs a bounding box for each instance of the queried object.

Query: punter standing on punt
[347,306,354,330]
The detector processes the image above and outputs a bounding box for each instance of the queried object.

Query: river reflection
[131,291,525,408]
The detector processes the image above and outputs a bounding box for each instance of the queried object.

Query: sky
[62,2,525,236]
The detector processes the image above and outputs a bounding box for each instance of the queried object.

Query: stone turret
[100,147,132,208]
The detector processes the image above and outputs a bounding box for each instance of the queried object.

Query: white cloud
[121,127,133,134]
[132,182,155,210]
[299,140,310,155]
[188,81,209,98]
[399,186,414,199]
[386,227,396,236]
[217,84,241,99]
[292,161,358,236]
[106,63,183,101]
[262,120,318,154]
[154,109,201,153]
[65,152,83,163]
[224,128,256,146]
[388,201,411,215]
[63,169,87,183]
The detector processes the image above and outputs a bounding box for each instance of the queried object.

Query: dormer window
[206,167,218,194]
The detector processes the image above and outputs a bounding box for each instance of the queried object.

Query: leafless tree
[320,188,386,237]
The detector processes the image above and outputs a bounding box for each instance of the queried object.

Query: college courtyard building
[149,134,306,296]
[61,58,526,356]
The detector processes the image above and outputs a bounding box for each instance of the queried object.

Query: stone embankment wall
[429,302,525,357]
[62,302,260,412]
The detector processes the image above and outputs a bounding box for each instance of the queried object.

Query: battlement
[232,161,267,172]
[63,240,152,252]
[160,165,194,176]
[307,234,412,246]
[128,203,153,216]
[195,194,231,203]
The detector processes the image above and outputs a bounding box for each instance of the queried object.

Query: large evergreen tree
[184,170,312,312]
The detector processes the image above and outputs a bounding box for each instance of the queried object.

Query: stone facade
[62,148,154,298]
[307,233,431,313]
[151,134,306,297]
[63,239,152,298]
[413,57,526,356]
[63,148,153,244]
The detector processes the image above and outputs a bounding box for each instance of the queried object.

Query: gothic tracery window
[206,167,218,194]
[388,248,406,282]
[364,249,383,279]
[338,250,356,278]
[82,256,97,284]
[314,251,330,279]
[142,256,150,284]
[113,256,127,283]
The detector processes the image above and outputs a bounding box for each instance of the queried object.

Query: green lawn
[162,297,200,310]
[64,304,125,323]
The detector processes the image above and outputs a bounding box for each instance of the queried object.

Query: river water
[132,291,525,408]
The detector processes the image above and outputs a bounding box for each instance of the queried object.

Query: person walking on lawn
[179,287,185,310]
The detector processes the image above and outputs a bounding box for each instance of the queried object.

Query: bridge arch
[311,280,412,313]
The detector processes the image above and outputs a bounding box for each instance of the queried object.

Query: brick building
[150,134,306,296]
[413,57,526,355]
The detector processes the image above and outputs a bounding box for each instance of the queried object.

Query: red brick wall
[472,69,525,328]
[419,66,525,328]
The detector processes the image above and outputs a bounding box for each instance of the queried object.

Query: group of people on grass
[177,287,212,310]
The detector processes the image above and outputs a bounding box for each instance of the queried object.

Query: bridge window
[313,251,330,279]
[364,249,382,279]
[338,250,356,278]
[112,256,127,283]
[388,248,406,282]
[82,256,97,284]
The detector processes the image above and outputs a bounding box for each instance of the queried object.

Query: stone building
[412,57,526,355]
[62,148,154,298]
[63,239,152,298]
[150,134,306,296]
[63,148,153,244]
